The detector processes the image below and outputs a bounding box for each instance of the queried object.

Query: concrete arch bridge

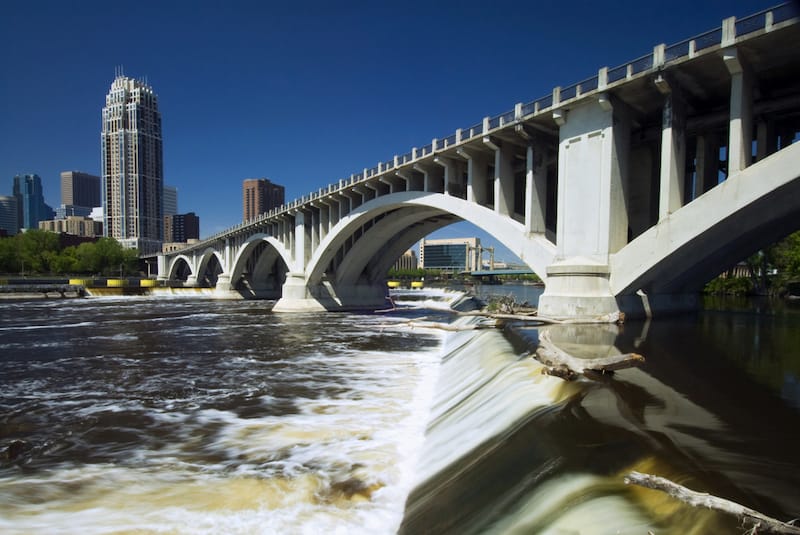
[158,6,800,318]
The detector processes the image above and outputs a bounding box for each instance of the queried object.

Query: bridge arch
[230,234,293,297]
[305,191,557,288]
[167,255,194,282]
[195,248,225,287]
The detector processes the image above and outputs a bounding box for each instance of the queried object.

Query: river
[1,287,799,534]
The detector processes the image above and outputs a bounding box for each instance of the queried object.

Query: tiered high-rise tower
[101,72,163,254]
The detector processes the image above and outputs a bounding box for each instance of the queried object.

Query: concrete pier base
[537,261,620,319]
[272,273,389,312]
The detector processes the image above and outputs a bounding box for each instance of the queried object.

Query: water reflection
[501,317,800,525]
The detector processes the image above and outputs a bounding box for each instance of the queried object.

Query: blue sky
[1,0,774,261]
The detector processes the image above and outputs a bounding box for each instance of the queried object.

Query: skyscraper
[243,178,285,221]
[61,171,100,208]
[0,195,19,236]
[163,184,178,217]
[101,72,163,254]
[164,212,200,243]
[13,174,54,230]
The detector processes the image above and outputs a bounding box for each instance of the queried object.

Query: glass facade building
[13,174,54,230]
[419,237,480,272]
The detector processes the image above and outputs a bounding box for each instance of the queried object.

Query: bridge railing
[178,3,797,256]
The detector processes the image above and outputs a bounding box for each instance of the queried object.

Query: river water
[1,287,799,534]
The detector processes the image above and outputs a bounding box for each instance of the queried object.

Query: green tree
[0,237,17,273]
[16,230,61,274]
[51,246,80,274]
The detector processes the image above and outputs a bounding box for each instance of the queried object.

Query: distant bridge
[470,269,535,277]
[158,5,800,318]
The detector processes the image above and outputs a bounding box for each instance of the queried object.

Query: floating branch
[624,471,800,535]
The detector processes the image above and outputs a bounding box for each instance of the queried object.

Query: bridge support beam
[525,143,547,234]
[694,133,719,198]
[538,94,630,319]
[723,47,753,175]
[458,147,489,206]
[484,136,514,217]
[656,76,687,219]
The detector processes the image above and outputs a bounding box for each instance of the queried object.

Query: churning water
[1,290,799,534]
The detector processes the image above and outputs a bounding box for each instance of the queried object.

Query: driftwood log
[535,330,644,380]
[402,319,497,332]
[624,471,800,534]
[458,310,626,325]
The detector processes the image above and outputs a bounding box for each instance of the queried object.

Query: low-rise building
[39,216,103,238]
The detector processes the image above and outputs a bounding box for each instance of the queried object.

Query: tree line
[0,230,140,276]
[705,230,800,296]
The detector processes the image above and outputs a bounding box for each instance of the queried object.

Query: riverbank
[0,284,86,300]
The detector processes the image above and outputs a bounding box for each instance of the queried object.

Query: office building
[163,185,178,217]
[13,174,54,230]
[392,249,419,271]
[101,72,163,254]
[164,212,200,243]
[419,237,481,272]
[39,216,102,238]
[55,205,93,220]
[0,195,19,236]
[243,178,285,221]
[61,171,100,208]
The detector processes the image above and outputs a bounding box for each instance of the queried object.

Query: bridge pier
[538,93,629,319]
[272,273,388,312]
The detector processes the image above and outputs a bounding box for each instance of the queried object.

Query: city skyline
[0,0,772,260]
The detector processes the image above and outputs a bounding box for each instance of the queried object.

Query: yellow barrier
[140,279,158,288]
[387,280,401,289]
[410,281,424,289]
[106,279,127,288]
[69,279,91,286]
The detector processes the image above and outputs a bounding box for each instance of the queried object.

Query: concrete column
[414,162,444,193]
[318,201,330,240]
[627,144,658,237]
[294,210,311,269]
[433,156,456,196]
[525,144,547,234]
[339,192,352,219]
[539,93,630,319]
[214,239,234,292]
[756,119,778,162]
[457,147,489,206]
[310,207,320,253]
[396,169,423,191]
[657,81,687,220]
[723,47,753,175]
[694,133,719,198]
[379,176,397,193]
[484,136,514,216]
[283,215,294,260]
[157,254,168,280]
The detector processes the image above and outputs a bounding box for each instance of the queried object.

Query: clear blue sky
[0,0,774,261]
